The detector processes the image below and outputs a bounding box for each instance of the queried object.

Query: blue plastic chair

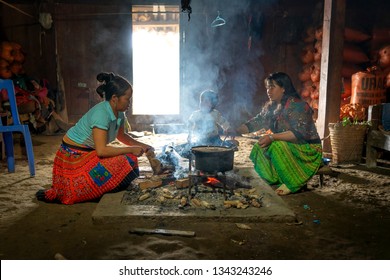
[0,79,35,177]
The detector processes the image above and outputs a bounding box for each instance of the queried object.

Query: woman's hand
[129,146,145,157]
[117,126,156,155]
[258,134,273,148]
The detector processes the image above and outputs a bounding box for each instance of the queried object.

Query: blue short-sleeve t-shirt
[66,101,124,148]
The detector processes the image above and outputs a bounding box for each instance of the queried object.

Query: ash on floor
[121,177,263,211]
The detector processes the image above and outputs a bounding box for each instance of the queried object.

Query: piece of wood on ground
[235,223,252,230]
[145,150,163,175]
[138,179,163,190]
[175,178,190,188]
[129,228,196,237]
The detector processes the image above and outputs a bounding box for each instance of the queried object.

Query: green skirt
[249,141,322,193]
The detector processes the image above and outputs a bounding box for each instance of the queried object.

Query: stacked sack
[349,36,389,110]
[298,26,320,113]
[0,41,26,79]
[298,25,372,117]
[350,65,387,110]
[341,27,371,104]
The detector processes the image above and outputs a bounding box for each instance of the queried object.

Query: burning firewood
[199,174,252,191]
[145,150,163,175]
[203,177,224,188]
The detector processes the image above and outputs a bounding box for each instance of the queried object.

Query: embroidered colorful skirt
[249,141,322,193]
[41,144,139,204]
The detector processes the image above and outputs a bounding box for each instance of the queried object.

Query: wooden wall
[1,0,389,132]
[54,3,133,123]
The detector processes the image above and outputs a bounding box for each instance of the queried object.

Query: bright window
[132,5,180,115]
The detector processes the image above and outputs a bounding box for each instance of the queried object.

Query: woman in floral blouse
[237,72,322,195]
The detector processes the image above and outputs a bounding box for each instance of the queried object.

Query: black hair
[265,72,301,102]
[96,72,132,101]
[262,72,301,116]
[199,89,219,109]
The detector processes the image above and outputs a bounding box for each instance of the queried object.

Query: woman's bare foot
[275,184,291,196]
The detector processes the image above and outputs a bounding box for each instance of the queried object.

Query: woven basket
[328,122,368,164]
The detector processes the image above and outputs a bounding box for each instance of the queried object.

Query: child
[187,89,232,146]
[157,89,236,171]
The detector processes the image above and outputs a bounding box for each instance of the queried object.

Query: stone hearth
[92,167,296,224]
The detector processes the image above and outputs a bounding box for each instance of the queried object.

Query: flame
[204,177,223,187]
[206,177,220,184]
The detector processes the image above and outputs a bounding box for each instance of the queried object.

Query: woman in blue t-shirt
[36,72,155,204]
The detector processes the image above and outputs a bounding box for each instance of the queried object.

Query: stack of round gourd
[0,41,26,79]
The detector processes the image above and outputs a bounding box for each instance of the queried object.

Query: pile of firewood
[123,174,263,211]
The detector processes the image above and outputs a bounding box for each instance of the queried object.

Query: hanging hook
[211,11,226,27]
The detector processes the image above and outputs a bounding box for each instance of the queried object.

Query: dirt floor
[0,132,389,260]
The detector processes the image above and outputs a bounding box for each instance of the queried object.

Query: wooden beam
[317,0,346,153]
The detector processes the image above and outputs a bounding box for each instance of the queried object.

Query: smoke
[83,0,269,129]
[179,0,269,127]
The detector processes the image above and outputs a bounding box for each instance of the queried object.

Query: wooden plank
[175,178,190,188]
[367,104,383,130]
[369,130,390,150]
[129,228,196,237]
[138,179,163,190]
[366,104,390,167]
[317,0,346,153]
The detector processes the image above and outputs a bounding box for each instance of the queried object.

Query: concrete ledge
[92,167,296,224]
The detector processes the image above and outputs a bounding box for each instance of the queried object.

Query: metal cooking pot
[191,146,234,173]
